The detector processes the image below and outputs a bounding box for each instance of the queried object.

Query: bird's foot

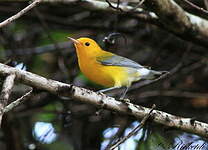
[96,91,103,94]
[96,90,105,95]
[119,98,130,103]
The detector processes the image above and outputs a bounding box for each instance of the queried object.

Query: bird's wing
[96,55,144,69]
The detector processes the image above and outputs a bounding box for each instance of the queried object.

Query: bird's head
[68,37,102,55]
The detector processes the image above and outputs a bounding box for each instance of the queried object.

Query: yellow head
[68,37,103,57]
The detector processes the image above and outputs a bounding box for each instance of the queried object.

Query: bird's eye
[85,42,90,46]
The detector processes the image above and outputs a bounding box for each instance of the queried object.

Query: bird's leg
[119,86,130,102]
[97,86,121,93]
[98,86,130,102]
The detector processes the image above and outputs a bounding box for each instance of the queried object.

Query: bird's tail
[145,70,169,80]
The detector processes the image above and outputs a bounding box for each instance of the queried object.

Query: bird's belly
[79,62,128,87]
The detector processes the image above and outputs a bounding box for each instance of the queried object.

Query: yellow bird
[68,37,167,99]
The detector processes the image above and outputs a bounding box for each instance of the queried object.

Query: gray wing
[96,55,144,69]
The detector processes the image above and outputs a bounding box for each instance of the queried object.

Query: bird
[68,37,167,99]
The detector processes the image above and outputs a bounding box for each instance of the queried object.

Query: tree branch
[0,0,43,28]
[0,63,207,137]
[182,0,208,14]
[109,104,156,150]
[0,74,16,126]
[45,0,208,48]
[2,0,208,48]
[143,0,208,47]
[3,89,33,113]
[46,0,159,24]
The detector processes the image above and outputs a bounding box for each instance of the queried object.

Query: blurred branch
[44,0,208,48]
[205,0,208,10]
[3,89,33,113]
[2,0,208,48]
[5,41,71,56]
[143,0,208,48]
[129,46,190,93]
[0,63,207,137]
[182,0,208,14]
[105,0,123,12]
[130,71,169,91]
[109,104,156,150]
[46,0,159,24]
[104,119,129,150]
[0,74,16,126]
[0,0,43,28]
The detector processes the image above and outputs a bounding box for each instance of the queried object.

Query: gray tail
[146,70,169,80]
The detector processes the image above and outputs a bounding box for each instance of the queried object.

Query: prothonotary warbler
[68,37,167,99]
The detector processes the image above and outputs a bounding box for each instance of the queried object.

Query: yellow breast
[78,57,128,87]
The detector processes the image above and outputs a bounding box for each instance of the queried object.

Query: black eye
[85,42,90,46]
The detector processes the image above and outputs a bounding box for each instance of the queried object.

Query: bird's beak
[67,37,80,44]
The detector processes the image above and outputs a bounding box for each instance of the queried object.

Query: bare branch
[0,63,207,137]
[46,0,208,48]
[0,74,16,126]
[2,0,208,48]
[105,0,123,12]
[74,0,158,23]
[109,104,156,150]
[143,0,208,47]
[130,47,190,93]
[3,89,33,113]
[0,0,43,28]
[183,0,208,14]
[130,71,169,91]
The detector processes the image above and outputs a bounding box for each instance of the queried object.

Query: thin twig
[130,0,146,12]
[109,104,156,150]
[0,0,43,28]
[138,0,146,5]
[3,89,33,113]
[117,0,120,10]
[183,0,208,14]
[122,71,169,96]
[130,45,191,93]
[105,0,123,12]
[105,0,145,13]
[104,120,130,150]
[0,74,16,126]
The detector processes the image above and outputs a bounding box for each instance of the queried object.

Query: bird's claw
[119,98,130,103]
[96,91,104,95]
